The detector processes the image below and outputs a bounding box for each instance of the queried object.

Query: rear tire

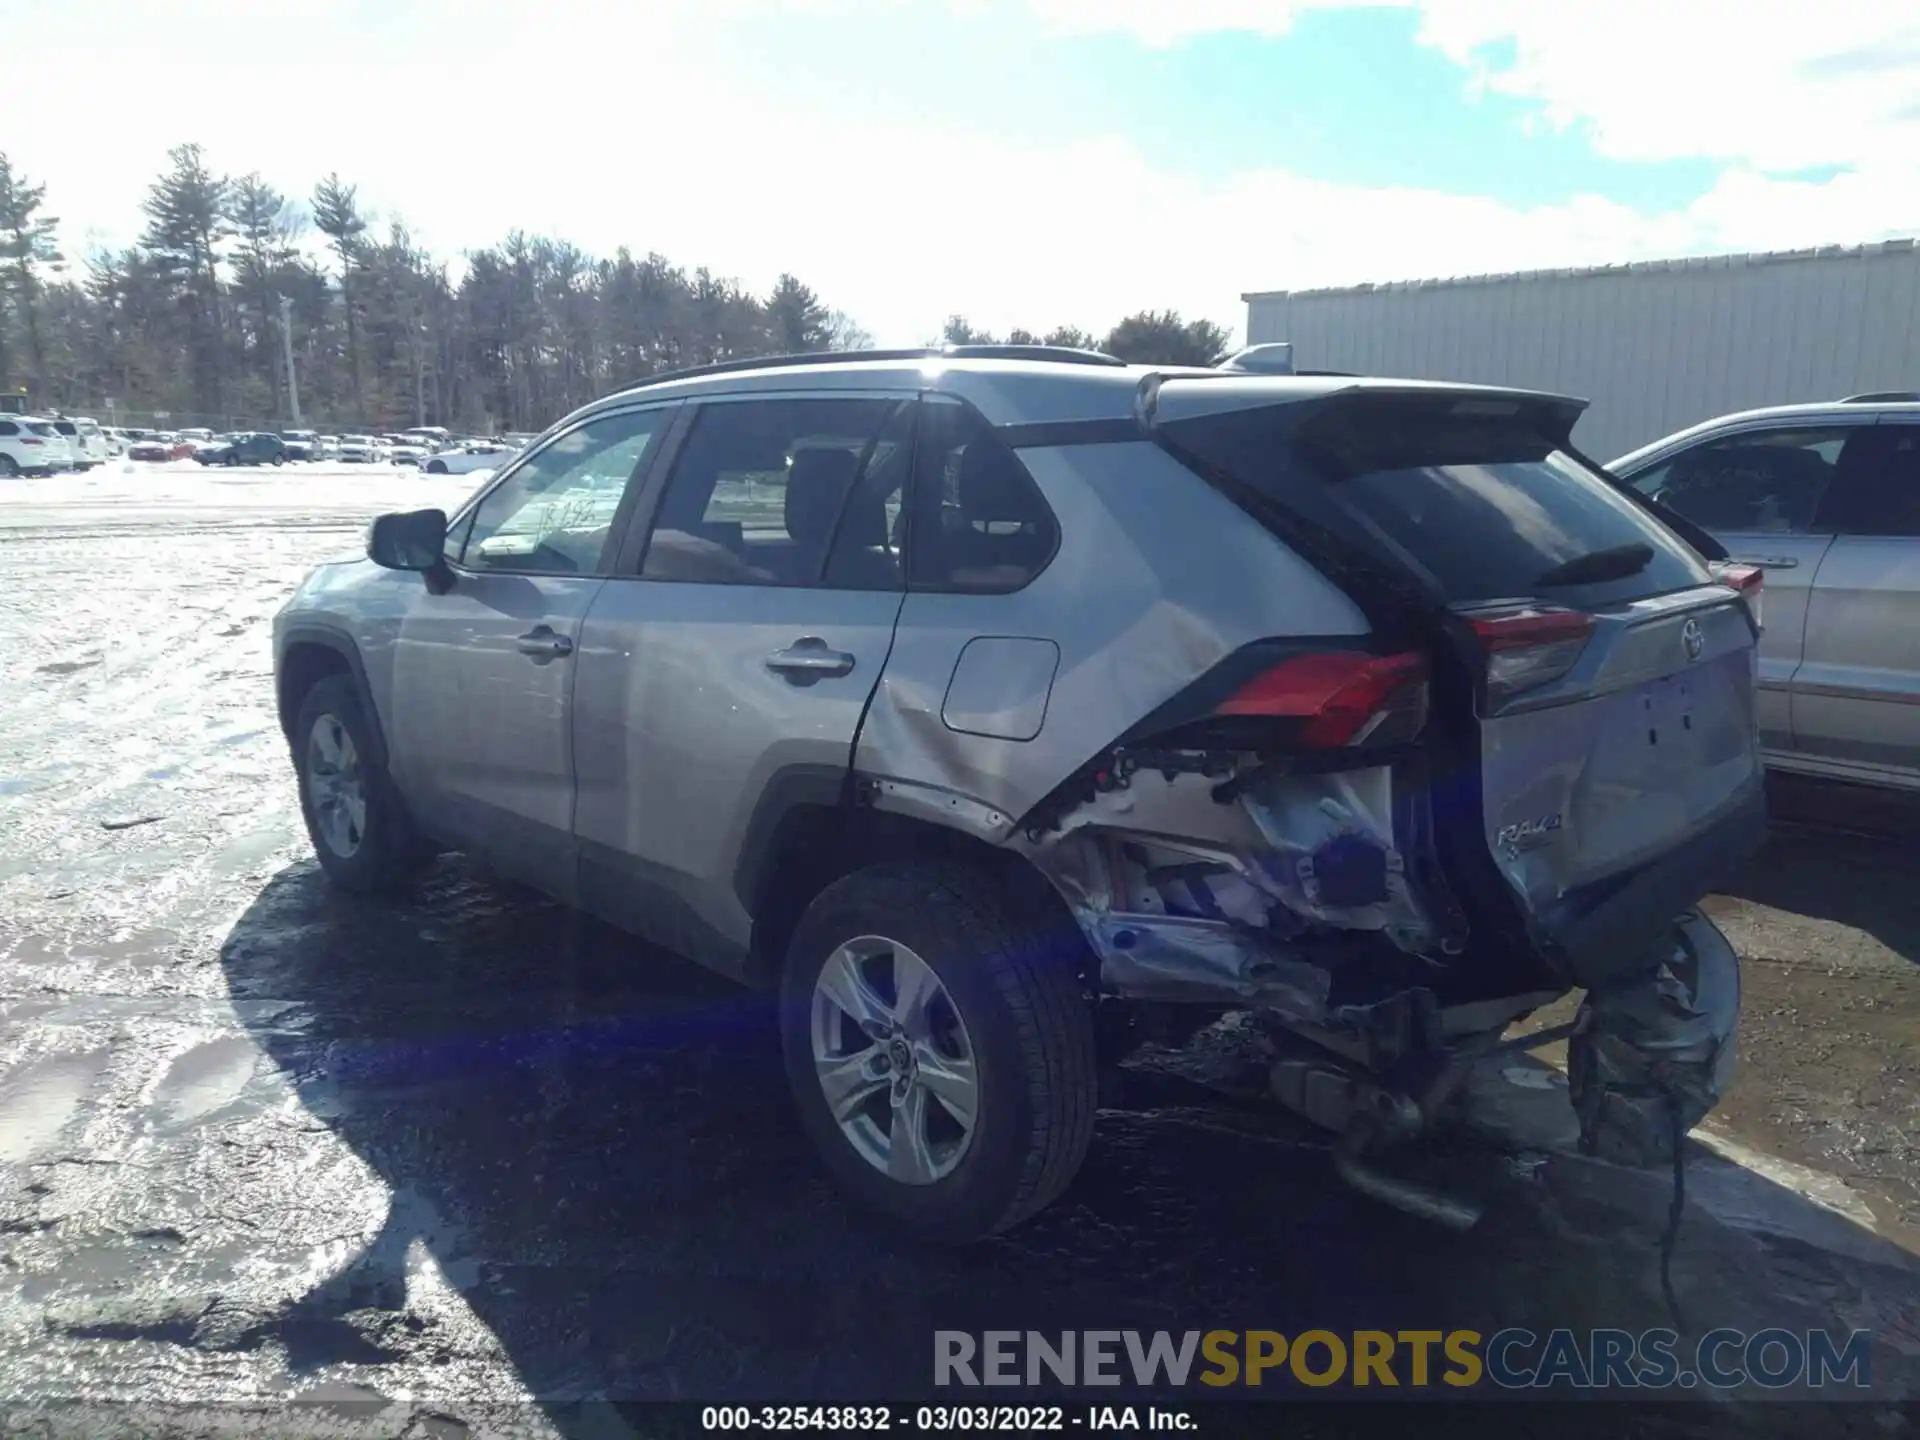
[426,460,448,474]
[292,674,426,894]
[780,861,1097,1243]
[0,455,16,478]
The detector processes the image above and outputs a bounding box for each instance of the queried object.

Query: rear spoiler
[1139,375,1725,562]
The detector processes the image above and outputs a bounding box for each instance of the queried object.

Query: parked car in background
[127,436,174,462]
[281,429,320,460]
[0,416,63,475]
[388,442,429,467]
[315,435,341,459]
[336,435,385,463]
[273,348,1762,1241]
[196,431,290,467]
[48,419,104,469]
[23,418,78,471]
[1610,391,1920,795]
[178,427,214,444]
[422,439,518,475]
[403,425,451,451]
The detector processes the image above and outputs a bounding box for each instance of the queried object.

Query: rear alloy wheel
[0,455,16,477]
[781,862,1097,1243]
[293,674,425,893]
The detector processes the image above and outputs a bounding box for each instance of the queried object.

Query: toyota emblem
[1681,618,1705,662]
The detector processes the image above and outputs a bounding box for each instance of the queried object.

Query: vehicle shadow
[218,858,1920,1414]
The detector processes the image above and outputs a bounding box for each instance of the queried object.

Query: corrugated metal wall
[1243,240,1920,461]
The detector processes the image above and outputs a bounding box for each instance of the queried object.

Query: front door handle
[516,626,574,660]
[765,636,856,681]
[1731,554,1799,570]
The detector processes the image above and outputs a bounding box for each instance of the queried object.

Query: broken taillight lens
[1466,605,1597,706]
[1214,649,1430,746]
[1711,562,1764,632]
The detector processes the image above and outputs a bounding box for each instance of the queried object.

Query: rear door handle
[516,626,574,660]
[1732,554,1799,570]
[766,637,855,680]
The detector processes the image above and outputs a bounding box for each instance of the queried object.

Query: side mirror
[367,508,449,573]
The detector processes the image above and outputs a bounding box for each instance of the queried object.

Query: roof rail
[1841,390,1920,403]
[607,343,1128,396]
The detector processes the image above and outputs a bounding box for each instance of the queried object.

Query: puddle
[151,1036,265,1130]
[0,1050,110,1163]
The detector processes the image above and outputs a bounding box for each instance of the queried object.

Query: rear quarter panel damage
[852,439,1450,1014]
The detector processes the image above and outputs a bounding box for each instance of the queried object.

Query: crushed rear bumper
[1567,907,1740,1167]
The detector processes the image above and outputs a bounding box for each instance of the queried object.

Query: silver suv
[274,347,1764,1241]
[1610,392,1920,795]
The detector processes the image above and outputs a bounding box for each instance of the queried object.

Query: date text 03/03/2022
[700,1405,1193,1432]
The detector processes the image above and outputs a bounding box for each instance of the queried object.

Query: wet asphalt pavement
[1,465,1916,1437]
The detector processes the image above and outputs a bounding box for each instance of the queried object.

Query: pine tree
[311,173,368,420]
[141,143,233,413]
[226,173,295,417]
[0,153,65,394]
[766,273,832,353]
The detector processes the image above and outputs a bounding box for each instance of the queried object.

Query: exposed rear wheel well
[746,803,1084,989]
[277,642,353,742]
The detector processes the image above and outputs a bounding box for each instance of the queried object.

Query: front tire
[781,862,1097,1243]
[292,674,425,893]
[426,460,448,474]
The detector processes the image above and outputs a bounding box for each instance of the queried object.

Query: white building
[1241,238,1920,462]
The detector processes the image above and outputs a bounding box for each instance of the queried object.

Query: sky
[3,0,1917,346]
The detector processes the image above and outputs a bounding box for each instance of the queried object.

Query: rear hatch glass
[1155,383,1763,980]
[1291,391,1713,609]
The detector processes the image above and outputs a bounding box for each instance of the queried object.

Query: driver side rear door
[386,403,678,896]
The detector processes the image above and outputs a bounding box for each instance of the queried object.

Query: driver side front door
[386,403,677,896]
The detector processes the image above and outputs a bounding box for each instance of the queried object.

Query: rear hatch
[1151,378,1765,985]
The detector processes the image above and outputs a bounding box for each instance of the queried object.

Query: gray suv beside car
[1610,392,1920,796]
[274,346,1764,1240]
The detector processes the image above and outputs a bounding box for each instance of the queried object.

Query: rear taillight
[1466,605,1597,706]
[21,437,42,446]
[1711,562,1764,632]
[1215,650,1430,747]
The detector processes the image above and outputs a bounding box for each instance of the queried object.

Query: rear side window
[1814,424,1920,537]
[0,422,16,437]
[1628,426,1848,534]
[907,400,1059,593]
[641,397,910,590]
[1164,392,1712,610]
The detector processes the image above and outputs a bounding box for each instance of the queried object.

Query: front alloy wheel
[305,713,367,859]
[811,937,979,1185]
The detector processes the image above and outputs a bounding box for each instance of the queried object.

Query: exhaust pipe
[1271,1054,1485,1230]
[1333,1133,1484,1232]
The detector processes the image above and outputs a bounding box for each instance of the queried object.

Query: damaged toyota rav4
[273,346,1764,1243]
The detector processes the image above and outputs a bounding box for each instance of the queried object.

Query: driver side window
[1630,426,1851,534]
[460,409,667,574]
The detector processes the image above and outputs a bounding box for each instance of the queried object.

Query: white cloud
[1029,0,1920,173]
[1024,0,1379,47]
[2,0,1916,348]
